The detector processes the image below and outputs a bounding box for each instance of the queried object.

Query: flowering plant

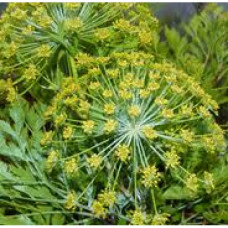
[0,2,227,225]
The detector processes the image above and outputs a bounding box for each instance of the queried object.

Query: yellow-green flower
[40,131,53,145]
[130,209,146,225]
[65,191,76,210]
[128,105,140,118]
[164,150,180,169]
[63,126,73,140]
[151,213,169,225]
[141,165,161,188]
[64,158,78,175]
[104,119,118,133]
[82,120,95,134]
[46,150,58,172]
[23,64,38,81]
[204,171,214,193]
[186,173,198,192]
[98,190,116,207]
[92,200,106,218]
[104,103,115,115]
[36,44,51,58]
[87,154,102,169]
[115,144,131,162]
[142,126,157,140]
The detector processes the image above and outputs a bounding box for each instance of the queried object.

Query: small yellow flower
[164,150,180,169]
[180,104,193,116]
[104,119,118,133]
[132,79,144,88]
[36,44,51,58]
[64,158,78,175]
[186,173,198,192]
[23,64,38,81]
[6,87,16,103]
[139,30,152,45]
[65,191,76,210]
[149,72,160,80]
[148,81,160,91]
[103,89,113,98]
[64,3,81,9]
[107,69,119,78]
[82,120,95,134]
[142,126,157,140]
[130,209,145,225]
[55,113,67,127]
[151,213,169,225]
[115,144,131,162]
[63,126,73,140]
[88,67,101,76]
[38,15,53,28]
[87,154,102,169]
[155,97,168,106]
[104,103,115,115]
[41,131,53,145]
[171,84,183,94]
[79,100,91,112]
[65,17,83,31]
[113,19,131,32]
[92,200,106,218]
[128,105,140,118]
[141,165,161,188]
[198,106,211,118]
[22,25,34,35]
[46,150,58,172]
[162,108,174,119]
[98,190,116,207]
[119,89,133,100]
[95,28,110,41]
[139,89,150,98]
[204,171,214,193]
[64,96,78,107]
[181,129,194,143]
[89,81,101,90]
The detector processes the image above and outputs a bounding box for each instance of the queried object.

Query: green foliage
[163,3,228,105]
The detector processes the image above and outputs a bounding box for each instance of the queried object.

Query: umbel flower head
[0,2,159,95]
[41,50,226,222]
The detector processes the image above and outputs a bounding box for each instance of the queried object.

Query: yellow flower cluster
[104,119,118,133]
[65,17,84,31]
[40,131,53,145]
[82,120,95,134]
[204,171,214,193]
[46,150,58,172]
[64,158,78,175]
[98,190,116,207]
[55,113,67,127]
[87,154,102,169]
[92,200,107,218]
[115,144,131,162]
[36,44,51,58]
[141,165,161,188]
[23,64,38,81]
[185,173,198,192]
[63,126,73,140]
[104,103,115,115]
[128,105,141,118]
[142,126,157,140]
[130,209,145,225]
[151,213,169,225]
[65,191,76,210]
[164,149,180,169]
